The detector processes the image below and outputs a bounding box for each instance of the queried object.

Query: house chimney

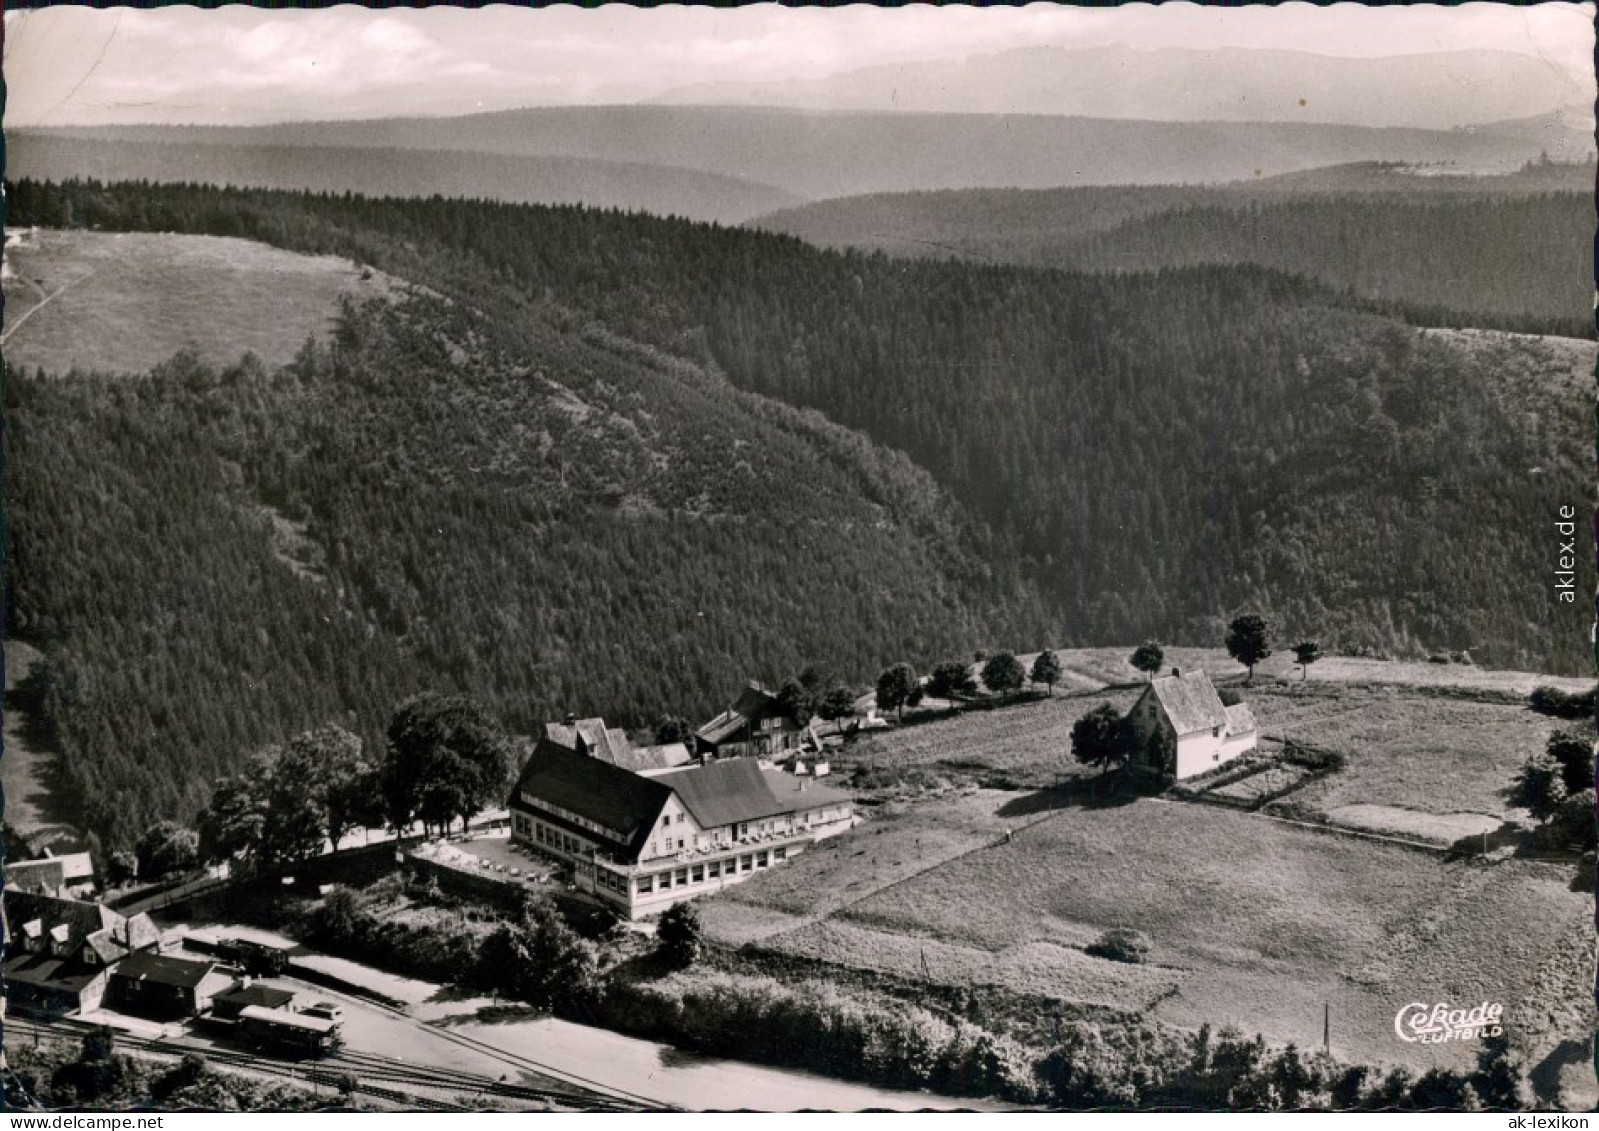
[1171,667,1181,677]
[564,712,577,726]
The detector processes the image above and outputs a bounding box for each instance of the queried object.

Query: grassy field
[841,657,1560,828]
[1247,682,1558,820]
[702,789,1030,932]
[839,691,1141,790]
[1028,646,1592,696]
[2,638,77,845]
[2,229,401,375]
[706,788,1590,1091]
[704,659,1595,1101]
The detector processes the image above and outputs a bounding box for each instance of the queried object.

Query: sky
[3,2,1593,127]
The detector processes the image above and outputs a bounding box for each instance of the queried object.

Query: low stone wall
[401,849,535,910]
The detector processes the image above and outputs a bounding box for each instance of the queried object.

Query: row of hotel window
[517,814,787,875]
[515,814,590,856]
[654,809,845,856]
[620,848,788,895]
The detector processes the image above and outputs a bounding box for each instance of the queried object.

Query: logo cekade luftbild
[1393,1001,1504,1044]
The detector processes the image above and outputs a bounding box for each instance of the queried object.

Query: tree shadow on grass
[427,982,487,1005]
[1442,820,1523,863]
[995,774,1143,818]
[1566,854,1593,894]
[432,1001,545,1029]
[658,1044,716,1069]
[1528,1036,1590,1105]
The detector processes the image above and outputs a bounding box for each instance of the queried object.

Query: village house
[694,683,803,760]
[545,715,693,773]
[1127,668,1257,781]
[508,738,856,918]
[5,843,98,898]
[5,858,69,896]
[106,952,233,1021]
[2,890,161,1016]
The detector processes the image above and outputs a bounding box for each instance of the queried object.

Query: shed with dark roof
[108,952,233,1019]
[211,981,297,1020]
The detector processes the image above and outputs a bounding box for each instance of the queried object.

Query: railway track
[3,1014,655,1112]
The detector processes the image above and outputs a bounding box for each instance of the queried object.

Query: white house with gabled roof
[1127,668,1257,781]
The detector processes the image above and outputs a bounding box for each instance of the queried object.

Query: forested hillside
[6,178,1591,842]
[754,165,1594,337]
[6,286,1046,845]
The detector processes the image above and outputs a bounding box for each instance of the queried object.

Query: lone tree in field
[1291,640,1322,682]
[1130,641,1165,681]
[1071,704,1131,776]
[655,902,704,969]
[1031,649,1064,696]
[982,651,1027,699]
[876,662,919,722]
[1225,614,1273,684]
[1544,727,1595,795]
[1509,754,1566,822]
[927,659,977,710]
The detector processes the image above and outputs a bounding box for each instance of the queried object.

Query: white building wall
[1218,728,1257,763]
[1174,730,1229,779]
[638,796,703,862]
[513,791,858,919]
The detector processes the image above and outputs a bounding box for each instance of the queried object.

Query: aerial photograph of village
[0,0,1594,1114]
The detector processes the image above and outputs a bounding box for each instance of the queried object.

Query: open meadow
[705,787,1591,1096]
[2,638,76,845]
[838,691,1142,791]
[702,658,1596,1104]
[840,656,1564,835]
[1031,646,1592,696]
[2,229,401,376]
[1246,682,1559,831]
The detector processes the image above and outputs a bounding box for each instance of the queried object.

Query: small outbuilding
[210,981,297,1021]
[107,952,232,1020]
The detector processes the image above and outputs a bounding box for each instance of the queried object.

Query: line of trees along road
[4,177,1589,845]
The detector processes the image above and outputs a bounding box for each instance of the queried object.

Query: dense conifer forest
[5,178,1590,844]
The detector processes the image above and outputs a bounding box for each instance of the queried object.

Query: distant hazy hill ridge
[7,135,806,225]
[10,102,1586,222]
[652,46,1591,132]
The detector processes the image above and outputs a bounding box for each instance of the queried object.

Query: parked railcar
[236,1004,342,1057]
